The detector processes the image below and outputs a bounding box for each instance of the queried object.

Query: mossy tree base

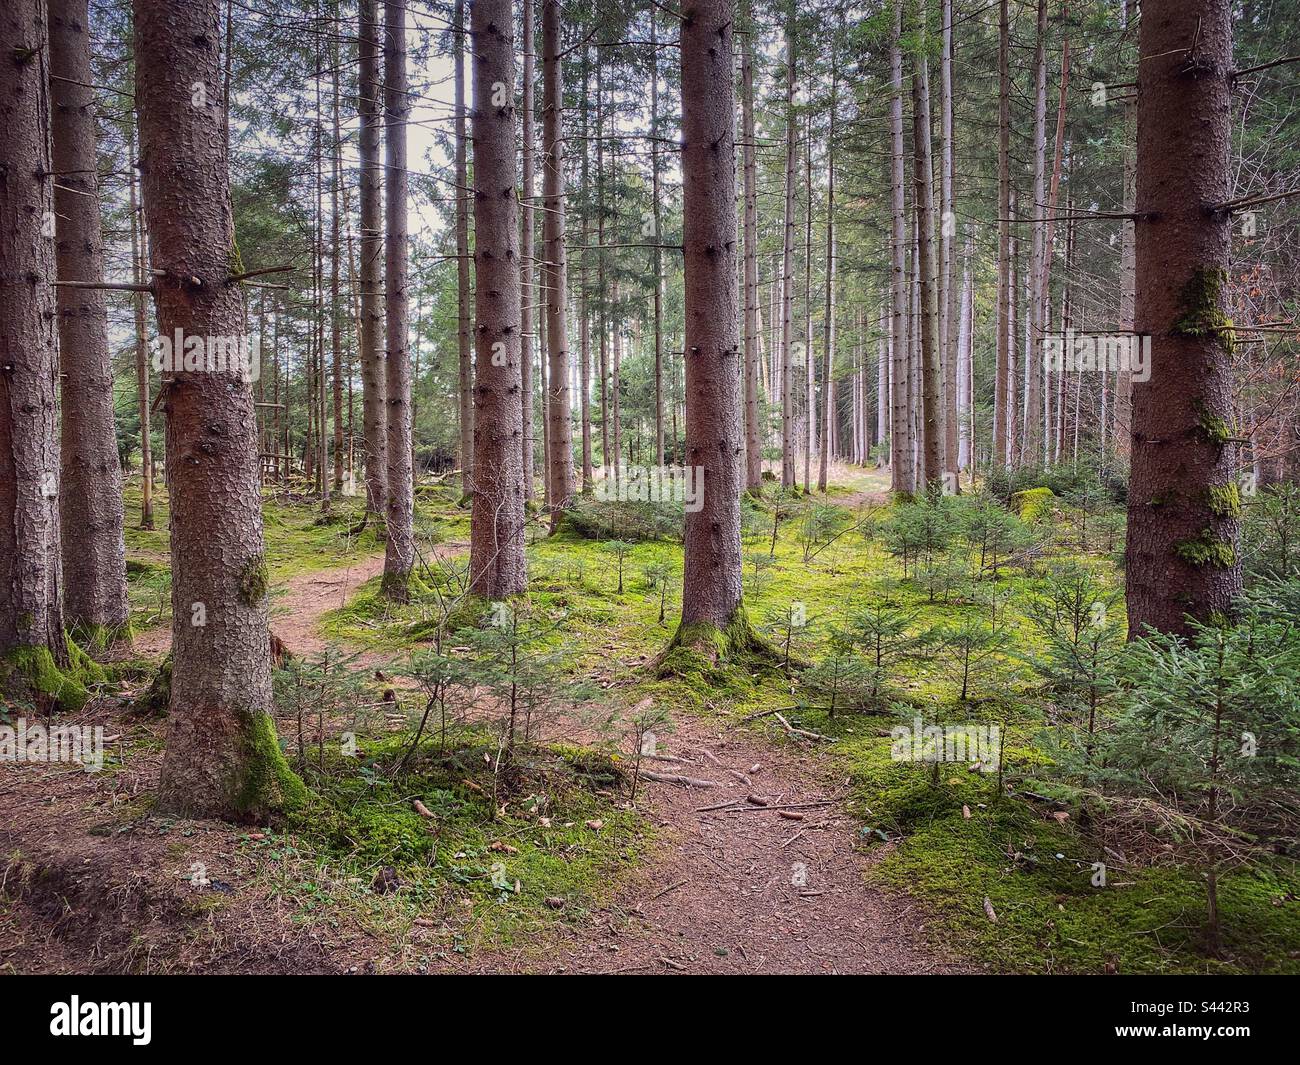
[2,637,108,712]
[655,607,783,679]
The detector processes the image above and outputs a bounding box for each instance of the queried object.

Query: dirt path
[448,715,967,975]
[133,549,473,660]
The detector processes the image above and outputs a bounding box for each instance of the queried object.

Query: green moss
[1193,402,1234,448]
[1207,482,1242,519]
[1011,487,1055,523]
[1173,268,1235,353]
[237,555,270,607]
[1174,530,1237,569]
[1,634,108,711]
[232,709,308,818]
[656,607,778,679]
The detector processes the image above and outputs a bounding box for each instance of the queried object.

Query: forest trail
[448,714,968,975]
[132,543,469,660]
[124,536,962,974]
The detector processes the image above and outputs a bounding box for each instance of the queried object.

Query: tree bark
[455,0,474,494]
[1023,0,1048,467]
[578,48,594,491]
[741,2,762,493]
[542,0,574,518]
[1126,0,1241,636]
[672,0,746,648]
[912,22,943,494]
[135,0,302,819]
[520,0,536,502]
[818,63,836,493]
[993,0,1011,468]
[779,14,797,490]
[0,0,77,701]
[939,0,958,478]
[888,0,912,494]
[382,0,415,599]
[468,0,527,599]
[50,0,129,646]
[128,120,154,529]
[358,0,387,515]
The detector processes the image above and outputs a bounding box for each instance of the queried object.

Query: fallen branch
[642,769,720,788]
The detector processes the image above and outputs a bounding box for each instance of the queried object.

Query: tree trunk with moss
[135,0,303,819]
[382,0,415,600]
[468,0,528,598]
[50,0,130,648]
[0,0,84,708]
[668,0,748,663]
[1125,0,1241,636]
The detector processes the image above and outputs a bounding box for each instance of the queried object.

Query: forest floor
[3,467,1297,974]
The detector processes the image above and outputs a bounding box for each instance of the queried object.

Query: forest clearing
[2,0,1299,1007]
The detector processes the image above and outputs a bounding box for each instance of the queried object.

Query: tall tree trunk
[542,0,574,518]
[650,9,665,469]
[468,0,527,599]
[0,0,78,705]
[957,230,974,469]
[818,62,836,493]
[912,22,943,494]
[578,48,594,491]
[358,0,387,516]
[382,0,415,598]
[1023,0,1048,467]
[742,1,762,493]
[1116,0,1136,462]
[803,112,814,494]
[669,0,747,655]
[993,0,1011,467]
[128,121,154,529]
[331,43,345,494]
[939,0,958,478]
[454,0,474,494]
[596,59,610,475]
[50,0,129,647]
[520,0,536,502]
[779,13,796,490]
[1126,0,1240,636]
[135,0,302,818]
[888,0,912,494]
